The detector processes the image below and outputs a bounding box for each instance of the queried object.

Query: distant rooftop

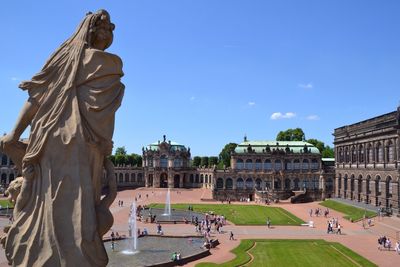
[234,140,320,154]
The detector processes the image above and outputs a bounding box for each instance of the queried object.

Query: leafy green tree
[209,156,218,167]
[200,156,209,167]
[218,143,238,167]
[276,128,305,141]
[192,156,201,167]
[126,153,143,166]
[115,154,127,166]
[322,146,334,158]
[115,146,127,156]
[108,155,116,165]
[306,138,325,153]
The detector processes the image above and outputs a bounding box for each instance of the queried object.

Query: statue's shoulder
[83,48,123,70]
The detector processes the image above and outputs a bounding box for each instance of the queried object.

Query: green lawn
[197,239,377,267]
[0,199,12,208]
[149,203,304,225]
[319,200,376,222]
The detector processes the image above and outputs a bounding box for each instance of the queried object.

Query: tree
[115,146,127,156]
[192,156,201,167]
[219,143,238,167]
[115,154,127,166]
[209,156,218,167]
[200,156,209,167]
[322,146,334,158]
[276,128,305,141]
[306,139,325,153]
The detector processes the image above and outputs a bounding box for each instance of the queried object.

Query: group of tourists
[309,207,329,217]
[326,218,342,234]
[377,236,398,252]
[171,251,181,261]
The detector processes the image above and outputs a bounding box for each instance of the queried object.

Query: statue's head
[88,9,115,51]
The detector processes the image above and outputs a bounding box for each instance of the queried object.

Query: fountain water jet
[121,202,138,255]
[163,188,171,216]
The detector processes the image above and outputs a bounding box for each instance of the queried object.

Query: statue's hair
[87,9,115,48]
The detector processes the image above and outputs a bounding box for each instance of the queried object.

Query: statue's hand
[0,133,18,152]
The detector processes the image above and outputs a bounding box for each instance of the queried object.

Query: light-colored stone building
[334,108,400,215]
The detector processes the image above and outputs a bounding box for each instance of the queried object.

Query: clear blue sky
[1,0,399,156]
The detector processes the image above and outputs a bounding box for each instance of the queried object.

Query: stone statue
[0,10,124,266]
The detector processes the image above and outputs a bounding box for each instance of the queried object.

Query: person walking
[229,231,234,240]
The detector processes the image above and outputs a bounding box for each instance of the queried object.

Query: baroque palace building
[113,135,335,202]
[334,107,400,215]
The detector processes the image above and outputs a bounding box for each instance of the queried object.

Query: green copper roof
[234,141,320,154]
[147,141,187,152]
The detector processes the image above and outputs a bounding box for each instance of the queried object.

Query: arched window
[350,175,355,191]
[131,173,136,182]
[326,178,333,191]
[376,143,383,163]
[236,159,244,170]
[147,157,153,167]
[338,148,343,162]
[312,176,319,189]
[264,160,272,171]
[226,178,233,189]
[137,173,143,183]
[274,160,282,171]
[338,174,342,190]
[302,159,309,170]
[255,178,262,190]
[236,178,244,189]
[174,158,182,167]
[190,174,194,183]
[255,159,262,170]
[285,160,292,170]
[274,178,281,189]
[216,178,224,189]
[118,173,123,183]
[386,176,392,196]
[285,178,291,189]
[344,175,348,191]
[311,159,319,170]
[293,159,300,170]
[386,141,394,162]
[200,174,204,183]
[195,174,199,183]
[245,178,254,189]
[367,145,373,163]
[160,155,168,168]
[1,173,6,184]
[351,146,357,163]
[375,176,381,195]
[358,145,364,163]
[1,155,7,166]
[205,174,209,184]
[294,178,300,190]
[245,159,253,170]
[125,173,130,183]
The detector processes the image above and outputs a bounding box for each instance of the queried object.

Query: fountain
[121,202,138,255]
[163,188,171,216]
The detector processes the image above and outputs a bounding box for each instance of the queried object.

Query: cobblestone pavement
[0,188,399,266]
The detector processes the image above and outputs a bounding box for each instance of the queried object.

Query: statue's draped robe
[5,48,124,267]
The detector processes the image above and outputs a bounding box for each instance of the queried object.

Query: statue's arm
[2,98,39,144]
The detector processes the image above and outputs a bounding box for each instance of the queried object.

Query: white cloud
[298,82,313,89]
[270,112,296,120]
[190,96,195,101]
[306,115,320,120]
[248,101,256,106]
[10,77,18,81]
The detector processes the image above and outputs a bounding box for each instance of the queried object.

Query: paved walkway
[0,188,399,266]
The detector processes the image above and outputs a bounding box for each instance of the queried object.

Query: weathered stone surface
[0,9,124,266]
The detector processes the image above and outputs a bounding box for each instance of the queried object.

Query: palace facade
[334,107,400,215]
[113,135,335,202]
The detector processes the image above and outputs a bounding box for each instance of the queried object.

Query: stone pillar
[320,174,325,199]
[168,172,174,188]
[362,179,368,203]
[179,175,183,188]
[233,178,237,190]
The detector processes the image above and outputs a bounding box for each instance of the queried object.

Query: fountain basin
[106,235,209,267]
[141,208,205,224]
